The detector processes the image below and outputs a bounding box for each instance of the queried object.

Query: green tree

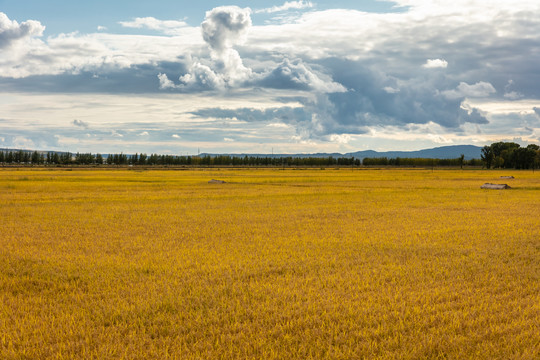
[31,151,40,164]
[481,146,494,169]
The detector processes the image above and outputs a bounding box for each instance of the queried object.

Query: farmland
[1,168,539,359]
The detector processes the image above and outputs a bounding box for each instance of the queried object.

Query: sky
[1,0,540,155]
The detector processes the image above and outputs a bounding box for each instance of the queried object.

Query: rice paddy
[1,168,539,359]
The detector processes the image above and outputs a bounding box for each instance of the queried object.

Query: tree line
[0,151,361,167]
[361,156,483,167]
[1,142,539,169]
[481,142,540,169]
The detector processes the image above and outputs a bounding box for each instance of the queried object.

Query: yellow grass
[1,168,539,359]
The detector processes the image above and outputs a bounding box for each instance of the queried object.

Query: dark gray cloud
[190,55,494,140]
[0,62,186,93]
[191,106,311,124]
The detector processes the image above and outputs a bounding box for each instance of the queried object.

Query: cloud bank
[1,1,540,152]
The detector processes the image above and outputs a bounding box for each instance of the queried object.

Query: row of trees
[362,156,483,167]
[0,151,480,168]
[481,142,540,169]
[2,143,539,169]
[0,151,97,165]
[0,151,361,167]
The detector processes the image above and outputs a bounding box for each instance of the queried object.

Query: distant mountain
[346,145,482,160]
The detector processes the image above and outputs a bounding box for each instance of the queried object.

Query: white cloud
[200,6,253,85]
[178,63,226,90]
[97,26,107,31]
[12,136,35,149]
[427,134,453,144]
[158,73,179,89]
[164,6,254,90]
[172,134,181,139]
[224,137,235,142]
[384,86,400,94]
[119,17,188,36]
[139,131,149,136]
[329,134,351,144]
[256,1,314,14]
[504,91,524,100]
[443,82,497,100]
[423,59,448,69]
[166,8,345,93]
[0,12,44,49]
[267,123,291,128]
[258,58,346,93]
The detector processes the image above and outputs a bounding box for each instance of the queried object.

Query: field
[1,168,539,359]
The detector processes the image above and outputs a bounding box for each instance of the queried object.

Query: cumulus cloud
[423,59,448,69]
[163,6,253,90]
[158,73,179,89]
[119,17,188,35]
[257,58,346,93]
[177,62,226,90]
[0,12,44,48]
[256,1,314,14]
[202,7,251,52]
[165,6,345,94]
[201,6,253,85]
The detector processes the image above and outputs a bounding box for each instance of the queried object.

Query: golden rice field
[1,167,539,359]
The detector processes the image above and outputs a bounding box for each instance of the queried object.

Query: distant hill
[346,145,482,160]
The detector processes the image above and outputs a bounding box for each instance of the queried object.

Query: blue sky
[1,0,539,154]
[1,1,399,33]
